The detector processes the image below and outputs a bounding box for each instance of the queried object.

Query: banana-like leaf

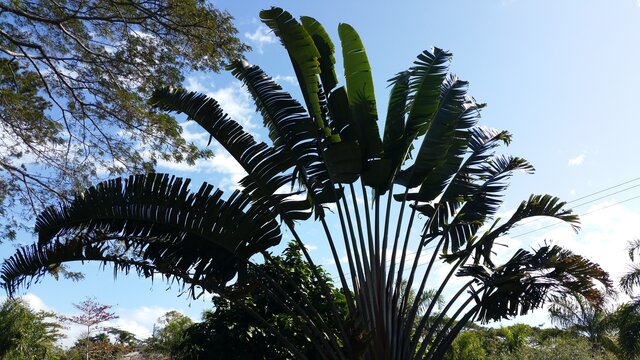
[301,16,338,92]
[4,174,281,296]
[441,156,535,254]
[228,60,336,206]
[459,245,612,323]
[339,23,383,163]
[405,48,453,137]
[150,88,312,222]
[327,86,358,142]
[395,76,477,190]
[483,194,580,242]
[261,7,330,136]
[384,71,410,161]
[413,127,514,238]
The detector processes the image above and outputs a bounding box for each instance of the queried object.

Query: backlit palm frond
[461,245,611,325]
[300,16,338,93]
[405,47,453,137]
[441,156,534,255]
[12,174,280,295]
[415,127,514,240]
[621,264,640,296]
[227,60,336,207]
[338,23,383,162]
[395,76,476,191]
[260,7,329,135]
[149,88,311,222]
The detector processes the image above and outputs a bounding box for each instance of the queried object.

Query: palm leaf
[338,23,383,162]
[395,76,477,190]
[441,156,535,254]
[405,48,453,137]
[301,16,338,92]
[149,88,312,222]
[227,60,335,206]
[460,245,612,324]
[5,174,280,296]
[260,7,330,136]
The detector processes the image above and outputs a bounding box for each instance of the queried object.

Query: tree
[446,324,619,360]
[548,293,617,350]
[64,297,119,360]
[145,310,192,358]
[0,7,612,359]
[612,239,640,359]
[0,298,64,360]
[173,242,348,359]
[0,0,248,239]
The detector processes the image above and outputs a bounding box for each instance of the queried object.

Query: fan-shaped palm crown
[1,7,611,360]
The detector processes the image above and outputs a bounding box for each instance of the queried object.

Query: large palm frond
[4,174,280,296]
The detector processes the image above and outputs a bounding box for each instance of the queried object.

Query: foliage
[613,241,640,360]
[548,293,616,348]
[0,7,613,359]
[173,243,348,359]
[621,239,640,301]
[63,297,118,360]
[446,324,618,360]
[63,331,137,360]
[0,0,248,238]
[0,298,64,360]
[145,311,192,357]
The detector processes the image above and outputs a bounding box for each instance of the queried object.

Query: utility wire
[565,176,640,204]
[331,176,640,281]
[510,193,640,239]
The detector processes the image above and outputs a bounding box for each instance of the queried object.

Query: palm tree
[548,294,617,352]
[613,239,640,359]
[0,7,612,360]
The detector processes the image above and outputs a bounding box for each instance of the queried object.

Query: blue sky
[3,0,640,346]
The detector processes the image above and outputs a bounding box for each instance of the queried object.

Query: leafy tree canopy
[0,0,248,239]
[173,242,348,360]
[0,298,64,359]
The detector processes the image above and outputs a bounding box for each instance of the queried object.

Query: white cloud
[525,201,640,285]
[157,147,246,191]
[245,25,276,54]
[21,293,50,312]
[305,244,318,251]
[207,83,257,130]
[108,305,178,340]
[184,76,208,94]
[274,74,297,85]
[568,153,585,166]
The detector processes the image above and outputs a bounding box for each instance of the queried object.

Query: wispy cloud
[273,74,297,85]
[245,24,276,54]
[568,153,585,166]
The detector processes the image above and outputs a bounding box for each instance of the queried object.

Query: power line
[330,176,640,281]
[565,176,640,204]
[510,193,640,239]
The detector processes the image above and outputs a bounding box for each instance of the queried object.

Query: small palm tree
[613,239,640,359]
[1,7,611,359]
[548,293,617,351]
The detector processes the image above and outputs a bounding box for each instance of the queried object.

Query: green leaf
[301,16,338,92]
[338,23,383,161]
[396,76,477,189]
[260,8,330,136]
